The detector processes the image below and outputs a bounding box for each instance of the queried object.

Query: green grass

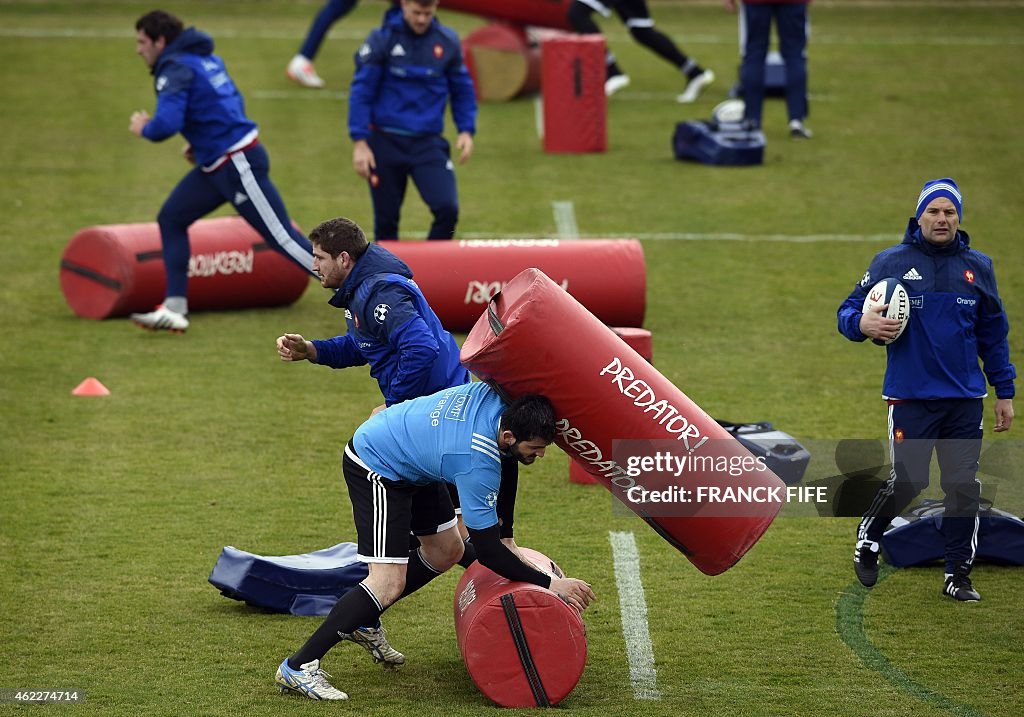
[1,2,1022,715]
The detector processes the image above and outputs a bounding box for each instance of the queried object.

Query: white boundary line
[609,531,661,701]
[454,231,896,243]
[551,201,580,239]
[3,27,1022,47]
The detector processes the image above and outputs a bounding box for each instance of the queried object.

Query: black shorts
[343,442,458,564]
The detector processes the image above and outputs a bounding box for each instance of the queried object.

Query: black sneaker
[854,540,880,587]
[942,565,981,602]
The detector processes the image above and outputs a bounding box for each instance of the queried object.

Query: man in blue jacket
[276,217,520,666]
[837,178,1015,602]
[129,10,316,332]
[276,216,468,408]
[348,0,477,241]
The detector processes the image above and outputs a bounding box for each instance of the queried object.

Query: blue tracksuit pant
[156,142,315,298]
[366,130,459,241]
[298,0,359,60]
[857,399,983,574]
[740,2,808,125]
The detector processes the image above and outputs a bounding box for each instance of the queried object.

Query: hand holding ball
[861,278,910,345]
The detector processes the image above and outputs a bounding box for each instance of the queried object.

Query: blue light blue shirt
[352,382,507,530]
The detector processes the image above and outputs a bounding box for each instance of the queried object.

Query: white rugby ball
[862,277,910,346]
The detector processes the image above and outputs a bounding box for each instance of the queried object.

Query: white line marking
[4,24,1022,46]
[551,201,579,239]
[449,231,896,243]
[250,89,347,101]
[609,531,661,701]
[534,95,544,141]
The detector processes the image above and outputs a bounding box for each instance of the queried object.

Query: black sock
[399,547,445,599]
[456,537,477,569]
[289,583,384,668]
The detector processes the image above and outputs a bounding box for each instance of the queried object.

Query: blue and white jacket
[837,219,1016,401]
[348,11,477,140]
[312,243,469,406]
[143,27,258,169]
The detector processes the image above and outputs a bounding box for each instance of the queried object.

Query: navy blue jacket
[311,243,469,406]
[348,11,477,140]
[143,28,258,168]
[838,219,1016,401]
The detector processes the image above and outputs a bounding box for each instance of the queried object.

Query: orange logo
[370,173,379,188]
[964,269,975,283]
[433,44,444,59]
[894,428,904,443]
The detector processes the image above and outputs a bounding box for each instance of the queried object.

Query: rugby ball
[862,277,910,346]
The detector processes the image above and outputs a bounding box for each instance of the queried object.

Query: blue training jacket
[311,243,469,406]
[348,11,477,140]
[353,382,506,531]
[837,219,1016,401]
[142,27,257,168]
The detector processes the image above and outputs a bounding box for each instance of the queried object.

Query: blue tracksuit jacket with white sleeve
[837,219,1016,401]
[142,28,258,169]
[353,382,506,531]
[311,243,469,406]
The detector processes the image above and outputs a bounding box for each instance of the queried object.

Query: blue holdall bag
[208,542,368,616]
[672,119,765,166]
[881,499,1024,567]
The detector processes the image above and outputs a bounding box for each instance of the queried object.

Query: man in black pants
[567,0,714,101]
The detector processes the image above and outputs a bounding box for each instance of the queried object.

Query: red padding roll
[461,269,785,576]
[455,547,586,707]
[463,23,541,101]
[541,34,607,153]
[441,0,573,31]
[59,217,309,319]
[570,328,652,485]
[386,239,644,331]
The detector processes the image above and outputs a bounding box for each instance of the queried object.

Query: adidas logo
[902,267,923,281]
[234,192,248,206]
[391,44,406,57]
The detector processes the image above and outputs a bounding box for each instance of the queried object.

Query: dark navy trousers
[366,130,459,241]
[156,142,315,298]
[298,0,359,60]
[857,399,984,573]
[740,2,809,125]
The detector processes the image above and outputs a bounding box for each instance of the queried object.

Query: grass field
[1,1,1022,715]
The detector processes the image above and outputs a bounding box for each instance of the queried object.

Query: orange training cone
[72,377,110,396]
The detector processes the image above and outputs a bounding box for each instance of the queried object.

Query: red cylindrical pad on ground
[386,239,644,331]
[541,34,606,153]
[463,23,541,100]
[454,547,586,707]
[441,0,573,30]
[461,269,785,576]
[59,217,309,319]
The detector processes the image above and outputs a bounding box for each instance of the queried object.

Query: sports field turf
[1,1,1021,715]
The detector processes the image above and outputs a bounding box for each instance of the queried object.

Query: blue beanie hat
[915,178,962,221]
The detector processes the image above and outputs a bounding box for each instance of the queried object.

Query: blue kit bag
[672,120,765,166]
[716,420,811,486]
[881,499,1024,567]
[208,542,368,616]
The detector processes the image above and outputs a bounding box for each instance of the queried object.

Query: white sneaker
[275,658,348,700]
[345,625,406,667]
[604,74,631,97]
[677,69,714,103]
[789,119,814,139]
[286,55,325,89]
[130,304,189,333]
